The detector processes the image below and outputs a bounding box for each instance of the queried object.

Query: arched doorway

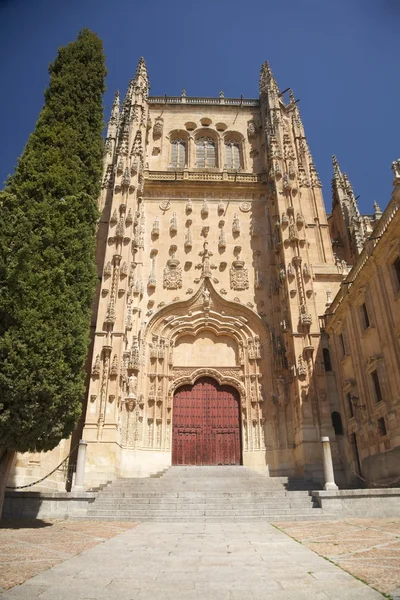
[172,377,241,466]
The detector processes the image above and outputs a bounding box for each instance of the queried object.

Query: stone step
[77,513,331,522]
[85,466,324,523]
[87,507,318,517]
[91,496,314,505]
[99,488,309,500]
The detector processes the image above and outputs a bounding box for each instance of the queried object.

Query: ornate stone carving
[218,227,226,250]
[120,262,128,277]
[230,260,249,290]
[232,213,240,235]
[148,250,157,289]
[163,246,182,289]
[186,199,192,214]
[247,120,257,138]
[240,202,251,212]
[159,200,171,211]
[201,199,209,217]
[196,241,213,279]
[297,355,307,379]
[151,217,160,237]
[102,165,113,189]
[110,354,118,377]
[92,354,101,376]
[289,217,299,242]
[170,212,177,235]
[184,222,192,250]
[218,201,225,215]
[111,209,118,224]
[153,116,163,138]
[300,303,312,326]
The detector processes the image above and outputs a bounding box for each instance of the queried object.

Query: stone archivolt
[116,281,272,453]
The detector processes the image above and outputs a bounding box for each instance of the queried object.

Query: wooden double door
[172,377,241,466]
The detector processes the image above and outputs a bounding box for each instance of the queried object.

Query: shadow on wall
[362,445,400,486]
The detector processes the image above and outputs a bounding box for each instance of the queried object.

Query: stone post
[72,440,88,491]
[321,437,338,490]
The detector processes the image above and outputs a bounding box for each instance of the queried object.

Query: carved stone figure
[127,374,137,397]
[202,288,210,308]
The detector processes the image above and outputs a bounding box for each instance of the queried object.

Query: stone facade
[8,60,399,491]
[325,160,400,486]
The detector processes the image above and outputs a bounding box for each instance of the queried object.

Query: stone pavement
[0,522,385,600]
[276,518,400,597]
[0,520,137,591]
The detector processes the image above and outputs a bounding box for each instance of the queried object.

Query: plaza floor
[0,519,392,599]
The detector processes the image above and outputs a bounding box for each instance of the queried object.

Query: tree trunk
[0,449,16,520]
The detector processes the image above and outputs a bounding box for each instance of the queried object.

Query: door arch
[172,377,241,466]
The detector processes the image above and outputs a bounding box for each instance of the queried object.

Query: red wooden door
[172,377,241,465]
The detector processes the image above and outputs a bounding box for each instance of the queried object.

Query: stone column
[72,440,88,491]
[321,437,338,490]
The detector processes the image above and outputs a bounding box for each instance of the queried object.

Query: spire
[259,61,279,99]
[332,155,342,180]
[134,56,149,90]
[331,155,345,192]
[373,201,382,220]
[107,89,120,136]
[123,57,149,109]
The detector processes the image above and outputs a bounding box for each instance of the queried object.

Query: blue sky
[0,0,398,213]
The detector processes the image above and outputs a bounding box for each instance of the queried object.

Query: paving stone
[0,522,386,599]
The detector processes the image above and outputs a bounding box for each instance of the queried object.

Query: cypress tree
[0,29,106,511]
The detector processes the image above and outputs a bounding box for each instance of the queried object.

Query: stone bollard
[72,440,88,491]
[321,437,338,490]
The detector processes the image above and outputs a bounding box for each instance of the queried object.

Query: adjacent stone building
[8,59,400,491]
[325,160,400,485]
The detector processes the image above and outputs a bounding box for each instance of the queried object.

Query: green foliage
[0,29,106,452]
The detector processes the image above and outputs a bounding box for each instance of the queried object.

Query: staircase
[84,466,329,522]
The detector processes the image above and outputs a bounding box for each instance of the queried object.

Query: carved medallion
[239,202,251,213]
[159,200,171,211]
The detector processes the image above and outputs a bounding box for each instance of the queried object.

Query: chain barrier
[5,442,79,490]
[330,441,400,488]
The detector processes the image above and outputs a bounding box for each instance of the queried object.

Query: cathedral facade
[80,58,346,488]
[9,59,400,491]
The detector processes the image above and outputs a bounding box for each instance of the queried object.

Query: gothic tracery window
[170,139,186,168]
[225,140,241,169]
[195,137,216,168]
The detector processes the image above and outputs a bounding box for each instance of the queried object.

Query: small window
[170,139,186,168]
[371,369,383,403]
[393,256,400,290]
[195,137,216,168]
[331,411,344,436]
[225,141,241,169]
[377,417,387,437]
[323,348,332,372]
[346,392,354,418]
[360,303,370,330]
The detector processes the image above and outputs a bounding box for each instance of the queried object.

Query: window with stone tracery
[225,140,241,169]
[195,137,216,168]
[170,139,186,168]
